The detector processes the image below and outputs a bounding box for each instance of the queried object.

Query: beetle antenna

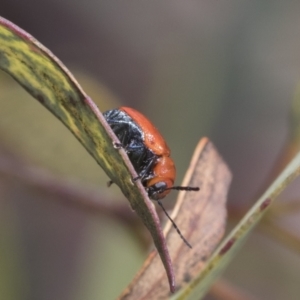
[166,186,200,192]
[157,199,192,249]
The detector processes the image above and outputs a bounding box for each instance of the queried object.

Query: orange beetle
[103,107,199,247]
[104,107,199,199]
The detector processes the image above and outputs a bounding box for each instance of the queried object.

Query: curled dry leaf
[119,138,232,300]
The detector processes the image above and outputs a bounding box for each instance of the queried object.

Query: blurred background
[1,1,300,299]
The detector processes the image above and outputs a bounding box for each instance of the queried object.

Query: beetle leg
[134,156,157,181]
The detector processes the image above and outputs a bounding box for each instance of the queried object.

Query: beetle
[103,106,199,247]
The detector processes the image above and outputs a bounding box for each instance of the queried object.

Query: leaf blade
[0,16,175,291]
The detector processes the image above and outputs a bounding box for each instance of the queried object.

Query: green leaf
[172,150,300,299]
[0,17,176,292]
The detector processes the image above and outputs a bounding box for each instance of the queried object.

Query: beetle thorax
[146,156,176,199]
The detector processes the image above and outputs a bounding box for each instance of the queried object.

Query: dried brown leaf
[119,137,232,300]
